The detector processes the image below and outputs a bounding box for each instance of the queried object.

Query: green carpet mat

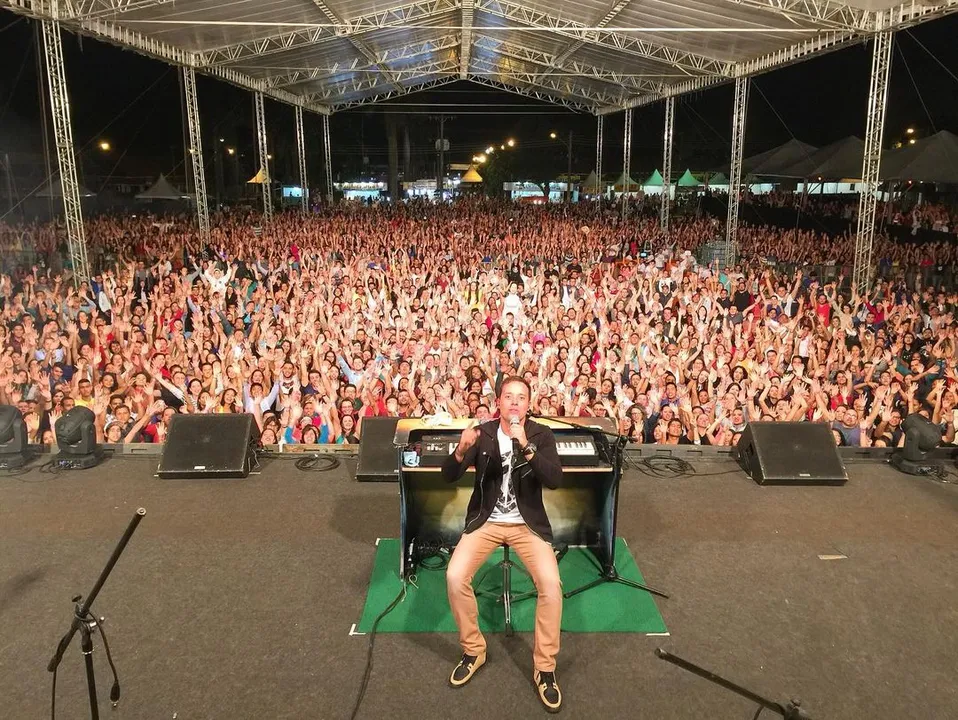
[355,538,667,634]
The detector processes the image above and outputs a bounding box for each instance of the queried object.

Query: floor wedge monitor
[735,422,848,486]
[157,414,259,479]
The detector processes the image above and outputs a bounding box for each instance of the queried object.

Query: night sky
[1,9,956,187]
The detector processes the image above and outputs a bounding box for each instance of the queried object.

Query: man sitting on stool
[441,376,565,713]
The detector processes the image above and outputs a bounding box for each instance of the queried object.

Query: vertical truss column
[182,67,210,239]
[322,114,333,204]
[40,14,89,285]
[254,91,272,223]
[854,23,893,295]
[621,108,633,220]
[661,96,675,232]
[595,114,604,210]
[295,106,309,215]
[726,76,749,266]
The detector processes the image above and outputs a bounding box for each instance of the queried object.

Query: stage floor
[2,453,957,720]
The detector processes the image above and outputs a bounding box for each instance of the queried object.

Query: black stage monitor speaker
[356,417,400,482]
[735,422,847,486]
[157,414,259,479]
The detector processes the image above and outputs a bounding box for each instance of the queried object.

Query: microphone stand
[47,508,146,720]
[528,412,669,600]
[655,649,813,720]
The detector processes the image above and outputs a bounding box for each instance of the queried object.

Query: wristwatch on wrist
[521,442,537,457]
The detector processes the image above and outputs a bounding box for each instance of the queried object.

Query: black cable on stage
[348,584,407,720]
[293,454,341,472]
[625,454,743,479]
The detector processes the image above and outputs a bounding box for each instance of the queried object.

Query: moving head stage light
[890,413,942,477]
[0,405,29,469]
[54,407,102,470]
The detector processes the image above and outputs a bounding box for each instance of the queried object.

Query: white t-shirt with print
[488,425,525,524]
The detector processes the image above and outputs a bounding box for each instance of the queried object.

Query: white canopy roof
[2,0,955,115]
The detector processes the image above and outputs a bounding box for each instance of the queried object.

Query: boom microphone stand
[529,413,669,601]
[47,508,146,719]
[656,649,813,720]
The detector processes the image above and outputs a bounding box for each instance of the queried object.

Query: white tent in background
[581,170,604,195]
[136,174,190,200]
[37,178,96,198]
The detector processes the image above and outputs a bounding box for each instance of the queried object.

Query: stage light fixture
[890,413,942,476]
[0,405,29,469]
[54,407,102,470]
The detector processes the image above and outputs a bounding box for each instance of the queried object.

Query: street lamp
[906,128,915,135]
[227,147,235,156]
[549,132,557,139]
[909,138,916,145]
[507,139,515,147]
[500,144,505,150]
[98,140,111,152]
[477,154,487,163]
[486,146,494,154]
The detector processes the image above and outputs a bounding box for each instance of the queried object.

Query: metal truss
[854,24,892,295]
[887,0,958,30]
[474,0,733,77]
[460,0,474,78]
[40,11,89,285]
[470,57,616,110]
[474,35,661,96]
[254,91,273,223]
[295,105,309,215]
[725,76,748,265]
[0,1,331,114]
[721,0,870,30]
[308,0,405,92]
[466,74,595,112]
[313,58,458,102]
[595,114,604,205]
[264,34,460,89]
[544,0,634,85]
[621,107,632,219]
[330,74,461,110]
[660,95,674,232]
[196,0,459,67]
[322,114,333,203]
[60,0,174,20]
[182,66,210,239]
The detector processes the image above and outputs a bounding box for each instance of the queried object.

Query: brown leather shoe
[534,670,562,713]
[449,652,486,687]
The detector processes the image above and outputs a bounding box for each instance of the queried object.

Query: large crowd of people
[0,199,956,450]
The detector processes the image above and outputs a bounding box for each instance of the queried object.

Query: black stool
[474,543,537,636]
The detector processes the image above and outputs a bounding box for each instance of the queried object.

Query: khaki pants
[446,521,562,672]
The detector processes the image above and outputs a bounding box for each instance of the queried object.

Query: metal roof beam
[331,75,462,111]
[196,0,460,67]
[471,56,617,109]
[467,74,597,113]
[552,0,634,67]
[0,0,332,113]
[459,0,474,78]
[886,0,958,30]
[61,0,176,20]
[263,33,460,88]
[310,57,459,102]
[719,1,870,31]
[473,34,664,95]
[474,0,733,76]
[308,0,404,92]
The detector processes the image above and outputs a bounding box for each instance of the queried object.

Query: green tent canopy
[676,169,701,187]
[642,169,664,187]
[707,172,729,185]
[613,171,640,192]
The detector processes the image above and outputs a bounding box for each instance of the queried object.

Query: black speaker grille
[157,414,258,479]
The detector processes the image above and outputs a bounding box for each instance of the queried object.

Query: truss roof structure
[2,0,957,116]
